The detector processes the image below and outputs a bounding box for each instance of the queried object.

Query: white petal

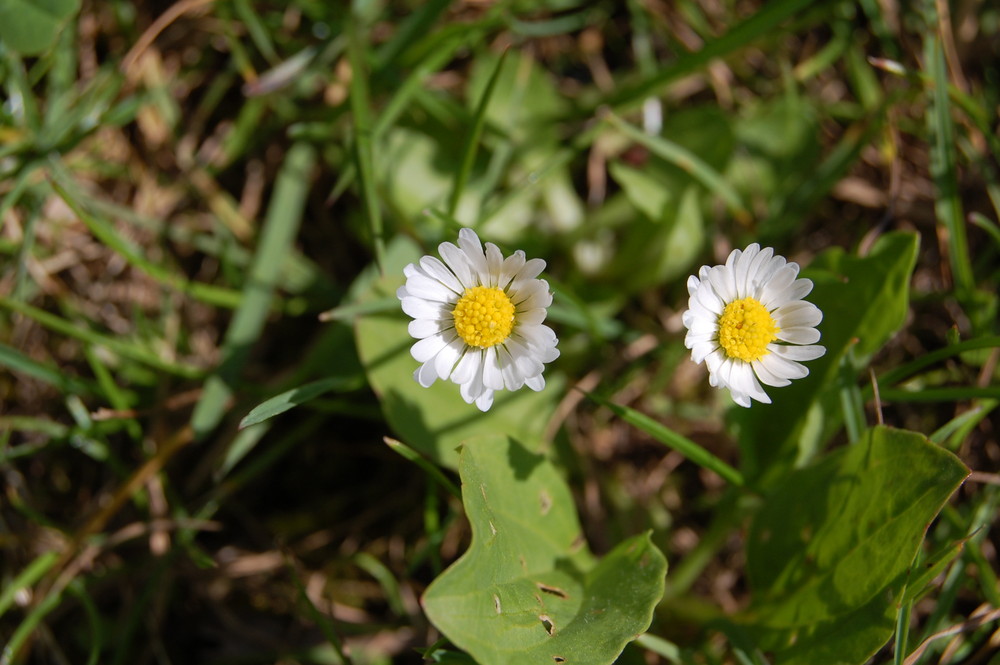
[752,357,791,387]
[686,274,702,296]
[776,327,822,345]
[408,318,445,339]
[405,273,455,302]
[435,335,466,379]
[759,352,809,380]
[689,340,718,364]
[411,334,448,363]
[498,250,526,290]
[485,243,504,286]
[772,344,825,362]
[482,347,504,391]
[439,241,477,289]
[459,358,487,404]
[525,374,545,391]
[475,390,494,411]
[515,308,547,326]
[458,228,489,284]
[496,345,524,390]
[419,255,464,294]
[511,257,546,285]
[401,296,449,320]
[451,349,482,386]
[774,301,823,329]
[513,281,552,310]
[708,265,736,304]
[415,360,439,387]
[759,264,800,309]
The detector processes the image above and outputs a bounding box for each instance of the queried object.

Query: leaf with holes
[738,426,968,665]
[423,435,667,665]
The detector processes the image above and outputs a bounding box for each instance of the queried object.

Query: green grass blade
[373,0,452,68]
[447,48,508,219]
[48,177,243,309]
[603,0,817,112]
[588,393,745,487]
[924,35,974,294]
[191,142,316,438]
[0,342,94,395]
[0,296,203,378]
[0,550,60,618]
[873,335,1000,388]
[878,387,1000,403]
[384,437,460,499]
[348,15,386,273]
[603,109,750,221]
[239,376,362,429]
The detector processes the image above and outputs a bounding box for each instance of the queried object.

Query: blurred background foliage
[1,0,998,663]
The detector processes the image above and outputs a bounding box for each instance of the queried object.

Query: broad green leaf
[353,237,563,469]
[0,0,79,55]
[731,232,920,481]
[740,426,968,665]
[423,435,667,665]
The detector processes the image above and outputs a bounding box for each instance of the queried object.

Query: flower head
[397,228,559,411]
[682,244,825,407]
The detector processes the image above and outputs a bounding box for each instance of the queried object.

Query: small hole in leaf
[539,614,555,635]
[536,583,568,599]
[493,594,502,614]
[540,489,552,515]
[553,657,566,663]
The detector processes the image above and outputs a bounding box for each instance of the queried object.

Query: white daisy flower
[681,244,826,408]
[397,228,560,412]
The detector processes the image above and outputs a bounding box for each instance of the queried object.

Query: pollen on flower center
[718,297,780,362]
[452,285,516,348]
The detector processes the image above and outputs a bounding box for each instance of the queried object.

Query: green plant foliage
[423,435,667,665]
[353,237,563,469]
[0,0,79,55]
[739,426,969,664]
[732,232,920,480]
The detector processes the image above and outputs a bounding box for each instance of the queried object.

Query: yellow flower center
[452,286,515,348]
[718,297,780,362]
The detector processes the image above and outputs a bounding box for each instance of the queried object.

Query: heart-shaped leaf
[423,435,667,665]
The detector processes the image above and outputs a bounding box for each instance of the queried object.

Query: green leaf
[739,426,968,665]
[423,435,667,665]
[353,236,563,469]
[731,232,920,482]
[0,0,79,56]
[238,377,362,429]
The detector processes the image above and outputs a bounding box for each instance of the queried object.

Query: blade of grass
[602,0,818,112]
[930,400,998,450]
[588,393,745,487]
[239,376,363,429]
[879,387,1000,403]
[373,0,452,68]
[384,437,460,499]
[602,109,750,222]
[191,142,316,439]
[873,336,1000,388]
[348,14,386,273]
[48,177,244,309]
[0,342,95,395]
[924,34,974,294]
[0,296,203,378]
[447,48,509,219]
[286,556,352,665]
[0,551,60,618]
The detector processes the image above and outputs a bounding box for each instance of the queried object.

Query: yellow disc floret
[453,285,516,348]
[718,297,780,362]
